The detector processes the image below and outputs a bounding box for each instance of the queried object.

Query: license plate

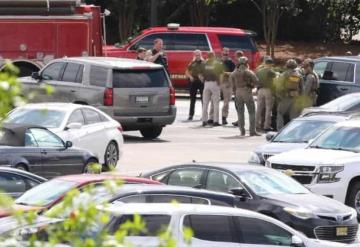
[136,96,149,103]
[336,227,348,236]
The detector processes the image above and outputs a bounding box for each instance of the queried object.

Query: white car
[4,103,123,169]
[101,203,349,247]
[267,120,360,217]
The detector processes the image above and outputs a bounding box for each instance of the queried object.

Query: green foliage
[0,62,25,121]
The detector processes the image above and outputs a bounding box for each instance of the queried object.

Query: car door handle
[339,87,349,91]
[41,150,47,154]
[70,90,76,93]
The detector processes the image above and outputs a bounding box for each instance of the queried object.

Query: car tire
[104,141,119,171]
[346,182,360,218]
[140,126,163,139]
[15,164,27,171]
[83,158,99,174]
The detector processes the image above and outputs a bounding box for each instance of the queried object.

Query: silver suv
[20,57,177,139]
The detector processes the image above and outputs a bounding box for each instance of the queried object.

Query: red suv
[104,24,260,88]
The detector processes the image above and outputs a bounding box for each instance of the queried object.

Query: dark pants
[189,80,204,117]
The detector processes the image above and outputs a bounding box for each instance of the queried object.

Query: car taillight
[117,125,123,133]
[104,88,113,106]
[251,51,261,70]
[169,86,176,105]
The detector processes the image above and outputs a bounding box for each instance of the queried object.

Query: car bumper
[306,182,346,203]
[281,213,358,243]
[113,106,177,130]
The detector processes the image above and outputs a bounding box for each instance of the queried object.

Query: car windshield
[320,94,360,111]
[273,120,333,143]
[237,170,309,196]
[15,179,77,207]
[5,109,66,128]
[309,126,360,152]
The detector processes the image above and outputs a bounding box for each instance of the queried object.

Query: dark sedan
[314,56,360,105]
[0,167,46,199]
[0,124,98,178]
[143,163,358,243]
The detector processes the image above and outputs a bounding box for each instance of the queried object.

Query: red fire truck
[0,0,102,76]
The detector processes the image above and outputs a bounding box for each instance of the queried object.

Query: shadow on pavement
[123,135,170,144]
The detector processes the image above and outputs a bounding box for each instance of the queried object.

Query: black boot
[222,117,228,125]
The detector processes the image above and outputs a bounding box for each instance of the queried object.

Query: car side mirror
[290,235,304,247]
[229,187,249,200]
[65,141,73,149]
[65,122,82,130]
[31,72,42,80]
[266,132,277,141]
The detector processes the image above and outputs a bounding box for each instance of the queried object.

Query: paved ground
[117,98,264,175]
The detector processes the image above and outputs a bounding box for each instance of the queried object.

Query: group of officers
[185,48,319,136]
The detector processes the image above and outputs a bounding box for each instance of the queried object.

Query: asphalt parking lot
[118,98,264,175]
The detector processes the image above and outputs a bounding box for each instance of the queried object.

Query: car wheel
[104,141,119,170]
[83,158,100,174]
[140,126,163,139]
[346,182,360,217]
[15,164,27,171]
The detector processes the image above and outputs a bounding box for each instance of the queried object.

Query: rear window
[218,34,257,51]
[113,69,169,88]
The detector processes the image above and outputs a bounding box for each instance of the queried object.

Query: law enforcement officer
[232,50,244,127]
[255,57,277,132]
[230,56,259,136]
[220,47,235,125]
[185,50,205,120]
[149,38,169,74]
[301,58,319,108]
[275,59,302,130]
[201,52,223,127]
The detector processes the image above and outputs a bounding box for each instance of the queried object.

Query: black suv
[314,56,360,105]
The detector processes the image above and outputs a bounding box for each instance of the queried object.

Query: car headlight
[350,208,357,220]
[248,152,261,164]
[317,166,344,183]
[284,207,314,220]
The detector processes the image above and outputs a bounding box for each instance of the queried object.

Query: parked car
[249,113,352,165]
[301,93,360,117]
[142,163,358,243]
[267,120,360,219]
[314,56,360,105]
[104,23,261,88]
[100,203,349,247]
[5,103,123,169]
[0,167,46,199]
[19,57,177,139]
[0,123,98,178]
[10,174,161,218]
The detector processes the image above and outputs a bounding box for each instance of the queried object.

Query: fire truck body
[0,0,102,76]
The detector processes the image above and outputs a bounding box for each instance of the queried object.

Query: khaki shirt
[230,67,258,90]
[303,73,319,96]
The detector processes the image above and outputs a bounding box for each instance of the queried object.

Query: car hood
[0,204,44,218]
[256,142,307,155]
[269,148,360,166]
[307,238,349,247]
[263,193,352,215]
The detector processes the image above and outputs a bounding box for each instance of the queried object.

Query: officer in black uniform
[149,38,169,74]
[185,50,205,120]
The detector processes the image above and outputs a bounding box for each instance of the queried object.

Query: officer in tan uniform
[230,57,259,136]
[301,58,319,108]
[255,57,277,132]
[201,52,223,127]
[275,59,303,130]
